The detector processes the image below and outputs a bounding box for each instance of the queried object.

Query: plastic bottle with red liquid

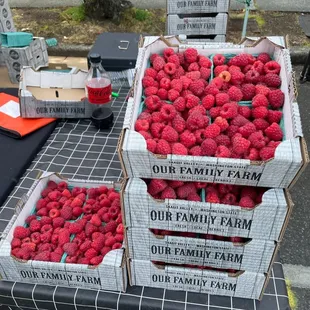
[86,53,114,129]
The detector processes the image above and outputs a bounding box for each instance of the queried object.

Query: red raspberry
[215,134,230,146]
[163,48,175,60]
[200,67,211,80]
[220,102,238,119]
[188,62,200,72]
[176,183,196,199]
[151,122,165,138]
[36,199,47,210]
[215,93,229,106]
[186,112,208,131]
[172,66,185,79]
[214,65,229,76]
[209,107,221,118]
[156,139,171,155]
[180,130,196,148]
[48,191,61,201]
[184,95,199,109]
[230,70,245,85]
[206,191,220,203]
[47,181,58,189]
[150,54,160,63]
[264,61,281,75]
[153,57,166,71]
[181,90,193,98]
[168,55,180,67]
[40,216,52,226]
[214,116,229,132]
[232,135,250,155]
[204,85,220,96]
[164,62,177,75]
[160,186,177,199]
[52,217,65,229]
[41,188,52,198]
[186,71,201,81]
[239,197,255,208]
[161,125,178,143]
[265,123,283,141]
[145,68,157,79]
[255,85,270,96]
[238,122,256,138]
[229,65,242,73]
[199,56,212,68]
[253,118,269,130]
[194,129,206,144]
[221,193,237,205]
[157,88,168,100]
[37,208,48,217]
[226,125,239,138]
[168,180,184,189]
[257,53,271,64]
[213,54,226,66]
[151,112,161,123]
[238,106,251,119]
[268,89,284,109]
[25,215,37,224]
[215,145,231,158]
[252,61,264,74]
[267,110,282,124]
[156,70,169,82]
[264,73,281,88]
[260,146,276,160]
[248,131,266,149]
[241,83,256,100]
[205,124,221,139]
[189,80,204,96]
[61,189,71,198]
[60,205,73,220]
[210,77,224,89]
[145,95,161,111]
[171,143,188,155]
[227,86,243,102]
[231,115,249,127]
[179,76,191,89]
[170,79,183,92]
[244,147,260,160]
[84,248,98,260]
[245,70,260,84]
[243,64,253,74]
[159,77,171,90]
[33,251,51,261]
[189,146,202,156]
[29,220,41,233]
[11,238,21,248]
[252,106,268,119]
[168,89,180,102]
[252,94,269,108]
[46,201,60,211]
[146,139,157,153]
[145,86,158,97]
[160,104,177,120]
[63,243,78,256]
[201,95,215,110]
[171,114,185,133]
[139,131,152,140]
[268,141,281,148]
[142,76,156,88]
[13,227,30,239]
[173,97,186,112]
[135,119,149,132]
[105,236,117,248]
[184,48,198,63]
[229,53,249,67]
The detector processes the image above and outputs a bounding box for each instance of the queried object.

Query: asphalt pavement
[281,65,310,310]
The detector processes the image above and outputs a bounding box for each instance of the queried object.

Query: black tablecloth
[0,88,57,208]
[0,84,291,310]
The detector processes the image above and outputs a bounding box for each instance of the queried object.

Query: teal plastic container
[1,32,33,47]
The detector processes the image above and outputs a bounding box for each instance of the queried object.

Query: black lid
[89,53,101,64]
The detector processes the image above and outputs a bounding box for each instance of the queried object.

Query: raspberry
[60,205,73,220]
[221,193,237,205]
[252,61,264,74]
[247,131,265,149]
[170,115,185,134]
[241,83,256,100]
[176,183,196,199]
[145,68,157,79]
[37,208,48,217]
[239,197,255,209]
[146,139,157,153]
[204,85,220,96]
[214,116,229,132]
[159,77,170,90]
[268,89,284,109]
[168,89,180,102]
[11,238,21,248]
[264,61,281,75]
[91,235,105,252]
[199,56,212,68]
[40,232,52,243]
[105,236,116,247]
[21,242,36,253]
[213,54,226,66]
[189,146,201,156]
[260,147,276,160]
[180,130,196,148]
[168,55,180,67]
[151,122,164,138]
[171,98,185,113]
[41,224,53,234]
[48,191,61,202]
[186,112,208,131]
[25,215,37,224]
[156,139,171,155]
[84,248,98,260]
[265,123,283,141]
[156,70,169,82]
[36,199,47,210]
[50,252,62,262]
[226,125,239,138]
[184,48,198,63]
[227,86,243,102]
[161,186,177,199]
[214,65,229,77]
[238,106,251,119]
[29,219,41,232]
[40,216,52,226]
[230,70,245,85]
[193,129,206,144]
[252,94,268,109]
[205,124,221,139]
[201,95,214,110]
[257,53,271,64]
[255,85,270,96]
[220,102,238,119]
[238,122,256,138]
[210,77,224,89]
[244,148,260,160]
[209,107,221,118]
[153,57,166,71]
[33,251,50,262]
[172,66,185,79]
[186,71,201,81]
[145,86,158,97]
[188,62,200,72]
[161,126,178,143]
[245,70,260,84]
[200,67,211,80]
[134,119,149,132]
[215,134,231,146]
[112,243,123,250]
[264,73,281,88]
[232,135,250,155]
[167,180,184,189]
[150,54,160,63]
[47,180,58,189]
[41,188,52,198]
[206,191,220,203]
[46,201,60,211]
[142,76,156,88]
[148,179,168,196]
[253,118,269,130]
[241,187,257,200]
[252,106,268,119]
[164,48,175,60]
[157,88,168,100]
[268,141,281,148]
[215,93,229,106]
[170,79,183,93]
[215,145,231,158]
[62,189,71,198]
[267,110,282,124]
[52,217,65,229]
[164,63,177,75]
[145,95,161,111]
[13,227,30,239]
[229,53,249,67]
[185,94,200,109]
[179,76,191,89]
[243,64,252,74]
[63,243,78,256]
[189,80,204,97]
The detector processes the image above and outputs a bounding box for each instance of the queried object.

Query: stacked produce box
[166,0,229,42]
[119,36,308,299]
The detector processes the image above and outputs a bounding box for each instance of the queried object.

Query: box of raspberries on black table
[119,36,308,188]
[0,172,127,291]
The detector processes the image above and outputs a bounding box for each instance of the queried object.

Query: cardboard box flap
[241,36,287,49]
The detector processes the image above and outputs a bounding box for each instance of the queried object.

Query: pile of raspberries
[11,180,123,265]
[135,48,285,160]
[147,179,266,209]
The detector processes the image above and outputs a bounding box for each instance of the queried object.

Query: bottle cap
[89,53,101,64]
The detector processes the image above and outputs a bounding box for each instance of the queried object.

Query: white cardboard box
[129,259,268,299]
[126,227,277,273]
[0,172,127,292]
[118,36,308,188]
[167,0,230,14]
[122,178,292,241]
